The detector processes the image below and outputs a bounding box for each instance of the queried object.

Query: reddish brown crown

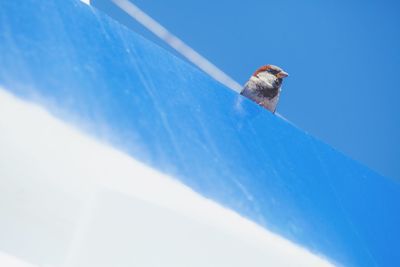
[252,65,272,77]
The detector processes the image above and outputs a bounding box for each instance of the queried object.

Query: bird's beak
[277,71,289,78]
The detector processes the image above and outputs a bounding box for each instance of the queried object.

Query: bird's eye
[269,69,279,75]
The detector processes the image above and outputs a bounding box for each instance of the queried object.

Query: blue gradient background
[94,0,400,180]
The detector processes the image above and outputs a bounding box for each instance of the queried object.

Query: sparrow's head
[253,65,289,80]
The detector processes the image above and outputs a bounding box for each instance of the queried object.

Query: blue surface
[0,1,399,266]
[93,0,400,181]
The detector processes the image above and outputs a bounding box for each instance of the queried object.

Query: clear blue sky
[93,0,400,180]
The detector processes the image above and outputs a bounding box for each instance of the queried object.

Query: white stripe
[111,0,243,93]
[80,0,91,5]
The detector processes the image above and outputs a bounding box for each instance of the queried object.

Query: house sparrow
[240,65,288,113]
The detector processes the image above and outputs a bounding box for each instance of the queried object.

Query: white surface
[0,88,334,267]
[0,252,38,267]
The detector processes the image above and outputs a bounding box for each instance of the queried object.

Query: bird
[240,65,289,113]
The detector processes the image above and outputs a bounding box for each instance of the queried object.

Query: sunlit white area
[0,252,38,267]
[0,88,334,267]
